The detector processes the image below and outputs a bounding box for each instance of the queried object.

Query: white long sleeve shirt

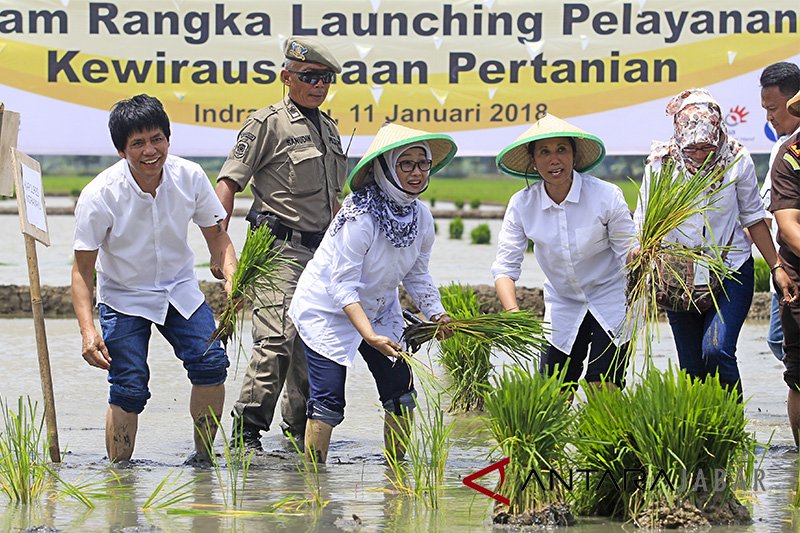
[491,172,635,354]
[288,202,445,366]
[634,148,765,285]
[73,156,226,324]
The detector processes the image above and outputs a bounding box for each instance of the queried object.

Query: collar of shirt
[540,171,583,210]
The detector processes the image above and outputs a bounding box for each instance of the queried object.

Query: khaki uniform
[770,133,800,391]
[219,95,347,435]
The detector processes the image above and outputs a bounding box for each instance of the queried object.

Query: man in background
[213,37,347,450]
[759,62,800,361]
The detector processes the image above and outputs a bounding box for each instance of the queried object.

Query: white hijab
[372,142,432,206]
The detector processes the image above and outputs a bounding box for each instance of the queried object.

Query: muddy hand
[367,334,401,358]
[81,331,111,370]
[434,313,453,340]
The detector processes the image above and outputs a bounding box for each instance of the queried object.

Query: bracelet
[505,305,520,311]
[771,263,786,273]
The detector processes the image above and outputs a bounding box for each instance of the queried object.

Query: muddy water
[1,318,800,532]
[0,211,796,531]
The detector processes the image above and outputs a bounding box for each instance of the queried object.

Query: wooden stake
[23,234,60,463]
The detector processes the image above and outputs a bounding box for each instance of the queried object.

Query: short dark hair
[760,62,800,98]
[108,94,171,152]
[527,136,577,156]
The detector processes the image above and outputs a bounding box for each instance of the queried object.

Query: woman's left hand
[775,265,799,304]
[433,313,453,340]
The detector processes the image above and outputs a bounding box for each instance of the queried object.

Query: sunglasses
[396,159,433,173]
[287,69,336,85]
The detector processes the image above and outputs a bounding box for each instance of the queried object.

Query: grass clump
[470,223,491,245]
[454,199,465,210]
[469,198,481,209]
[384,392,454,509]
[753,257,770,292]
[0,397,52,503]
[448,217,464,239]
[198,413,254,510]
[482,366,575,524]
[572,366,755,527]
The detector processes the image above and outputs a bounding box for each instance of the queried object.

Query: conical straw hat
[788,90,800,118]
[496,114,605,179]
[349,123,457,190]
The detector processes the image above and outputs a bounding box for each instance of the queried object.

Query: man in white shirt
[759,62,800,361]
[71,94,238,463]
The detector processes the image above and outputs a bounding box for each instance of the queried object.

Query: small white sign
[21,162,47,233]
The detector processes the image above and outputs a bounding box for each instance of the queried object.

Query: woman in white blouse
[289,123,456,463]
[492,114,635,393]
[635,88,791,397]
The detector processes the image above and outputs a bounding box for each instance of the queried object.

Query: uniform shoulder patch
[789,140,800,160]
[250,105,279,123]
[784,151,800,172]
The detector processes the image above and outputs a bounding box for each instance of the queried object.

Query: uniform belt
[246,209,325,251]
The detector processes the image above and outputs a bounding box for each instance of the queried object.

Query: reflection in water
[1,319,799,531]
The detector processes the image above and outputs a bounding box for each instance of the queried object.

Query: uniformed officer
[769,90,800,448]
[213,36,347,450]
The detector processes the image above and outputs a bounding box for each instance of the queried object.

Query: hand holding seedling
[433,312,453,340]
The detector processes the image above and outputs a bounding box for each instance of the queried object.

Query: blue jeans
[303,340,416,427]
[666,257,754,394]
[98,302,229,414]
[768,293,785,361]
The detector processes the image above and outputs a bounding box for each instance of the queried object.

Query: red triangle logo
[462,456,510,506]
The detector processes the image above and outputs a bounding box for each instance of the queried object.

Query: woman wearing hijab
[492,114,635,394]
[635,88,793,396]
[288,123,456,463]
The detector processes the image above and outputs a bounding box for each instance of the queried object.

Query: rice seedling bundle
[625,158,737,365]
[403,309,548,363]
[436,284,492,412]
[571,366,754,525]
[210,223,291,345]
[482,366,574,516]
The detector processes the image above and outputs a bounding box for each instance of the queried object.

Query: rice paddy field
[1,318,798,532]
[0,211,798,531]
[39,175,642,210]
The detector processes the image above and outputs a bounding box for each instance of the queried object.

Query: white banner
[1,1,798,156]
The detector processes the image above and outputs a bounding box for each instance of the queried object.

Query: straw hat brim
[349,125,458,190]
[496,116,606,180]
[789,90,800,118]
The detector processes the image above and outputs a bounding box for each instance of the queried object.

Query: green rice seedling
[46,467,130,508]
[448,217,464,239]
[198,412,254,509]
[572,365,754,525]
[794,455,800,508]
[624,158,737,368]
[287,434,328,510]
[753,257,770,292]
[454,199,465,210]
[436,284,492,412]
[142,469,196,510]
[482,366,574,517]
[384,366,454,508]
[209,224,292,347]
[571,384,637,518]
[403,309,548,363]
[0,397,52,503]
[625,366,753,526]
[469,198,481,209]
[469,223,491,245]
